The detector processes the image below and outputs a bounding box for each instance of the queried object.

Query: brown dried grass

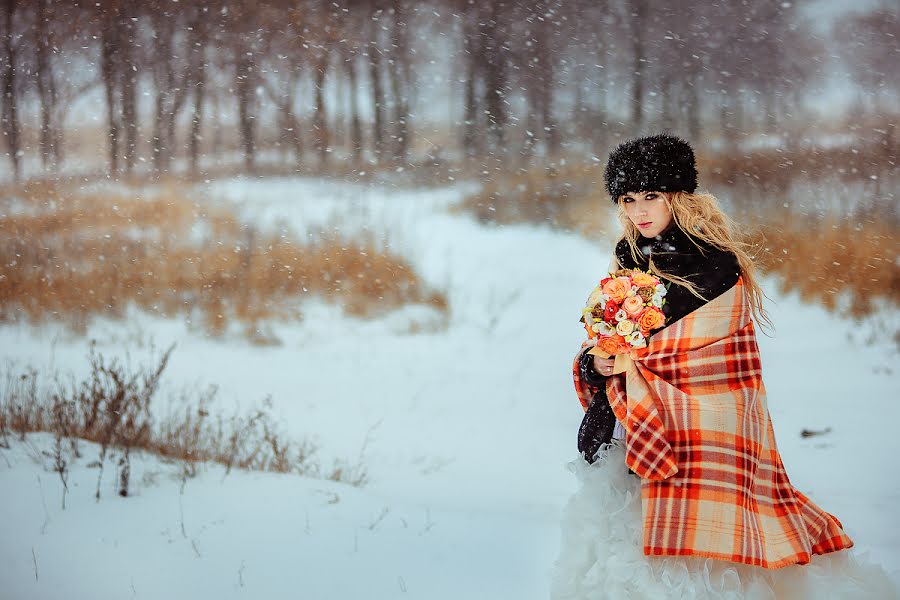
[701,138,897,199]
[752,218,900,317]
[450,161,614,236]
[0,343,368,491]
[0,181,447,342]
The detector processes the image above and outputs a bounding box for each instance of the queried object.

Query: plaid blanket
[572,276,854,568]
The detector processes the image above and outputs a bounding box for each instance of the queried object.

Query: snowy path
[1,177,898,599]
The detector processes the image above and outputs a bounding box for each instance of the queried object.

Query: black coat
[577,219,741,463]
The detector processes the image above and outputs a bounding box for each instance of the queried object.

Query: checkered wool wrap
[572,276,853,568]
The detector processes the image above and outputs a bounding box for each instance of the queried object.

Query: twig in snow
[179,465,189,539]
[368,507,390,531]
[49,391,74,508]
[36,475,50,534]
[800,427,832,438]
[31,547,38,581]
[419,507,434,536]
[237,560,246,588]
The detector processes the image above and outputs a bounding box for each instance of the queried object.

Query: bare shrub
[0,344,367,495]
[49,392,75,509]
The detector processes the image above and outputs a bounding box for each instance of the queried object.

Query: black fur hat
[604,133,698,203]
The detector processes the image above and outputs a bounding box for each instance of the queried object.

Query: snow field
[1,177,897,598]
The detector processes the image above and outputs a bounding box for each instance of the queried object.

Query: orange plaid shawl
[572,276,853,568]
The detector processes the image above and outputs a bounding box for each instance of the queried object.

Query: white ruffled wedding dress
[550,440,900,600]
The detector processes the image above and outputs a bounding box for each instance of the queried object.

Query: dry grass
[449,161,613,236]
[702,145,896,192]
[701,138,898,223]
[753,218,900,317]
[0,343,368,499]
[0,181,447,342]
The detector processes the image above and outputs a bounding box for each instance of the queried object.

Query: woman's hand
[592,355,616,377]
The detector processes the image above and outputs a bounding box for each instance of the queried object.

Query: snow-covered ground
[1,177,898,599]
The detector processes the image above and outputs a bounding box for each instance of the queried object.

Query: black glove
[579,348,609,388]
[576,348,616,463]
[578,387,617,464]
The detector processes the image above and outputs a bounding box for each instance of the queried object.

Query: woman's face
[619,191,673,238]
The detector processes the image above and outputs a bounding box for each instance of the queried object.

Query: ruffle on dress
[550,441,900,600]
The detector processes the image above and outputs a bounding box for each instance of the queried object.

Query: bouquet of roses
[580,268,668,371]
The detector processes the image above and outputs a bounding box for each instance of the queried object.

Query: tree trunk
[313,54,329,166]
[686,70,701,141]
[719,93,738,150]
[120,12,138,175]
[368,16,385,164]
[1,0,20,181]
[389,0,409,164]
[189,14,206,177]
[151,14,174,177]
[535,10,558,158]
[346,50,363,166]
[629,0,646,129]
[461,10,479,160]
[36,0,58,170]
[100,22,121,177]
[659,71,674,132]
[481,3,507,154]
[235,38,256,174]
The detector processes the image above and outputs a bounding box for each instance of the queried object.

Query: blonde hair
[615,190,775,335]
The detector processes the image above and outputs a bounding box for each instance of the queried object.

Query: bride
[552,134,899,599]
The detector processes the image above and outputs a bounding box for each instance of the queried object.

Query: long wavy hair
[615,190,775,335]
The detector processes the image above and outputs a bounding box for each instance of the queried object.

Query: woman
[552,134,899,599]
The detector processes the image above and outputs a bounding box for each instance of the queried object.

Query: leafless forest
[1,0,898,322]
[1,1,896,187]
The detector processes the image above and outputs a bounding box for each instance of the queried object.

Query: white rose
[630,331,647,348]
[588,288,604,306]
[651,294,663,307]
[598,321,616,336]
[616,320,635,336]
[655,283,667,297]
[615,309,628,322]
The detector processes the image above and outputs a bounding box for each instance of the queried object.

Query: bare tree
[187,2,212,177]
[229,1,261,174]
[459,1,482,160]
[387,0,412,164]
[624,0,648,129]
[1,0,21,181]
[835,6,900,113]
[34,0,60,170]
[480,2,510,156]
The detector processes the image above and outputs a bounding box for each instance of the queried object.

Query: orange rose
[621,295,644,317]
[637,306,665,332]
[631,271,656,287]
[601,278,628,303]
[597,335,622,356]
